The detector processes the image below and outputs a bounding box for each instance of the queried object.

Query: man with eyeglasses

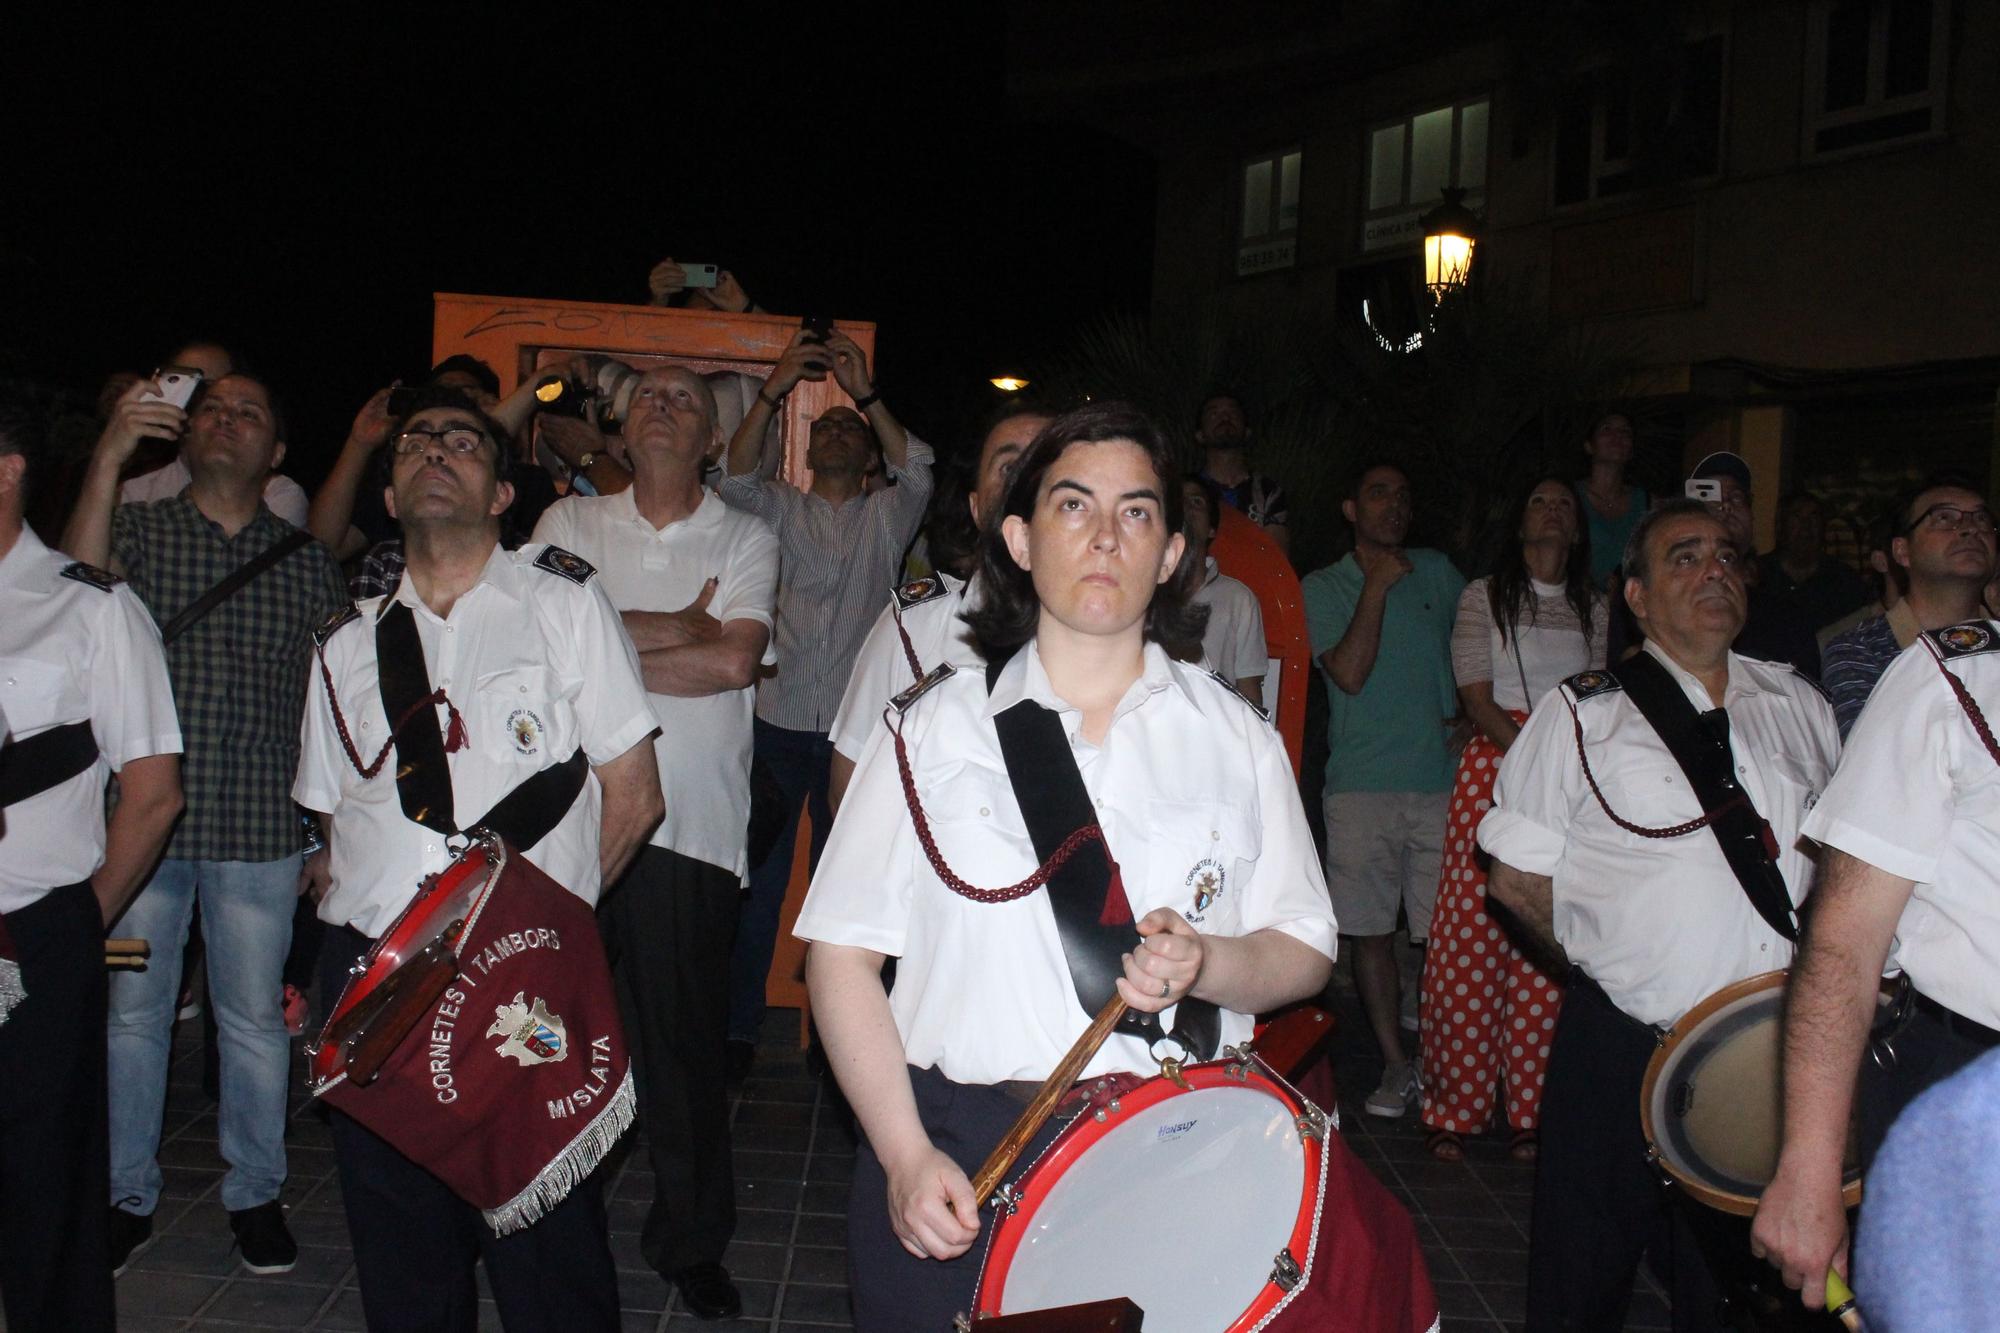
[719,329,932,1079]
[63,371,347,1278]
[1821,475,1998,737]
[1688,452,1824,678]
[1752,501,2000,1313]
[296,386,661,1330]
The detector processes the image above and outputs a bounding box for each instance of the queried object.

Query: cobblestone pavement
[76,994,1674,1332]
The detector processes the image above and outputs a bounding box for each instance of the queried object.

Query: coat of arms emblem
[487,992,569,1066]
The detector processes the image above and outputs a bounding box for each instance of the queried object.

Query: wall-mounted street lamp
[1420,187,1480,299]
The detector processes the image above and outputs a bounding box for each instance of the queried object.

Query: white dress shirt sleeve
[92,587,182,767]
[827,600,906,764]
[1234,716,1338,959]
[1477,683,1583,876]
[1803,642,1957,884]
[558,581,658,767]
[293,634,347,815]
[795,705,922,957]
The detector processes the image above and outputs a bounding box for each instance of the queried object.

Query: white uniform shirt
[1803,625,2000,1030]
[795,639,1337,1085]
[828,574,981,764]
[295,543,657,938]
[0,528,182,911]
[532,489,778,880]
[1191,557,1267,686]
[119,461,309,528]
[1477,641,1839,1026]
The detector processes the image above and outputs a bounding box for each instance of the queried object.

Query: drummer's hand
[1117,908,1205,1014]
[298,849,331,903]
[1749,1161,1848,1310]
[883,1144,980,1260]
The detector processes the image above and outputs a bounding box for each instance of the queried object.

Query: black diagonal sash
[373,601,587,852]
[0,722,99,809]
[1613,652,1800,942]
[986,657,1221,1059]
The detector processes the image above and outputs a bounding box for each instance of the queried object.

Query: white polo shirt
[1803,624,2000,1030]
[1478,641,1838,1027]
[0,527,182,911]
[828,573,981,764]
[1191,557,1266,685]
[796,639,1337,1085]
[533,490,778,880]
[295,542,657,938]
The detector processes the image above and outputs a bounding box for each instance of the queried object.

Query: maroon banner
[316,847,632,1234]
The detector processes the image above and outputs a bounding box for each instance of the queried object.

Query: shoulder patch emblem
[893,576,947,611]
[1563,668,1623,701]
[1206,667,1271,721]
[313,602,361,647]
[1927,621,2000,659]
[59,561,123,592]
[889,662,957,714]
[533,545,596,585]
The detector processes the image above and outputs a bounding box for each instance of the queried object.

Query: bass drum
[972,1053,1326,1332]
[1640,968,1868,1216]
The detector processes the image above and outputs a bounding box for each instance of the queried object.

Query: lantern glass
[1425,231,1474,293]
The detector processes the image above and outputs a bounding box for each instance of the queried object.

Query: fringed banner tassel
[0,956,22,1028]
[482,1064,637,1236]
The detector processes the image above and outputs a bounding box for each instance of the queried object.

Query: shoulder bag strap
[159,528,312,646]
[1612,652,1800,942]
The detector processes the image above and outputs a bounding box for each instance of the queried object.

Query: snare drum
[308,831,506,1092]
[972,1051,1327,1332]
[1641,969,1866,1216]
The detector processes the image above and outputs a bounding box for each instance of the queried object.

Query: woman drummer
[796,403,1336,1331]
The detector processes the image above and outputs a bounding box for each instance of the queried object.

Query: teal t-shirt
[1302,548,1465,793]
[1585,485,1649,585]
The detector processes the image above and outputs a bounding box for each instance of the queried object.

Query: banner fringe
[482,1064,636,1235]
[0,957,23,1027]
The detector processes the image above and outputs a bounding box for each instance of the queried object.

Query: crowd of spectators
[2,252,1989,1329]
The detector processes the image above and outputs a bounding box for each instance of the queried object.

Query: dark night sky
[4,11,1155,482]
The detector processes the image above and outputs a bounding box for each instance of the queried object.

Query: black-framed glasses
[391,426,490,456]
[1902,503,1997,536]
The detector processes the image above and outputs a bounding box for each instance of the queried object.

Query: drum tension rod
[1270,1249,1302,1292]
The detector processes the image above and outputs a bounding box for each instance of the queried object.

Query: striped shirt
[111,494,346,861]
[720,438,934,731]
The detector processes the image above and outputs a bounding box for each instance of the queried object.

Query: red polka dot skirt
[1418,712,1563,1135]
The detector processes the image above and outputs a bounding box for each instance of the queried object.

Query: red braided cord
[317,646,462,780]
[892,606,924,681]
[1565,693,1740,839]
[1924,639,2000,769]
[887,709,1112,903]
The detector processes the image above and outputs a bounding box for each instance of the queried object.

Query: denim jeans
[729,720,834,1045]
[106,855,299,1215]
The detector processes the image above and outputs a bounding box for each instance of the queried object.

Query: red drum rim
[973,1054,1326,1331]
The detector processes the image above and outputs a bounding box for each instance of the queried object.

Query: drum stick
[967,992,1129,1211]
[1825,1269,1862,1332]
[105,938,151,969]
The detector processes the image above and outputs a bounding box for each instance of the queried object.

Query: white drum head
[997,1084,1306,1331]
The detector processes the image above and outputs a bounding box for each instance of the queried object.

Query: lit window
[1362,99,1488,252]
[1238,147,1302,277]
[1805,0,1947,156]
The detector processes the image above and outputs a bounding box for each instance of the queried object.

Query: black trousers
[0,882,113,1333]
[1528,971,1730,1333]
[848,1066,1066,1333]
[1856,995,1993,1171]
[319,925,620,1333]
[597,844,738,1274]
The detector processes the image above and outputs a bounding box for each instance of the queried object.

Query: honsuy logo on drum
[487,993,569,1066]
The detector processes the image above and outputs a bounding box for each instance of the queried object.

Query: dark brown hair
[963,401,1207,662]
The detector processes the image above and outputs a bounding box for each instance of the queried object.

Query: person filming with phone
[718,325,933,1079]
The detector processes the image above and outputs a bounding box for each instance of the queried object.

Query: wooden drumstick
[104,938,151,969]
[1825,1269,1863,1332]
[967,992,1128,1211]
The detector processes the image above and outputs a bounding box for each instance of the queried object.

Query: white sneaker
[1365,1061,1421,1117]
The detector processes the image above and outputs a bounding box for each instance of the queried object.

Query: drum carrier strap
[982,653,1221,1060]
[319,600,586,851]
[1567,652,1800,943]
[0,721,99,809]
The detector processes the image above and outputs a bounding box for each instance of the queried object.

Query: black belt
[1912,989,2000,1049]
[0,721,99,808]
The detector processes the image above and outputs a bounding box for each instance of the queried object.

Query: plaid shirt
[112,494,347,861]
